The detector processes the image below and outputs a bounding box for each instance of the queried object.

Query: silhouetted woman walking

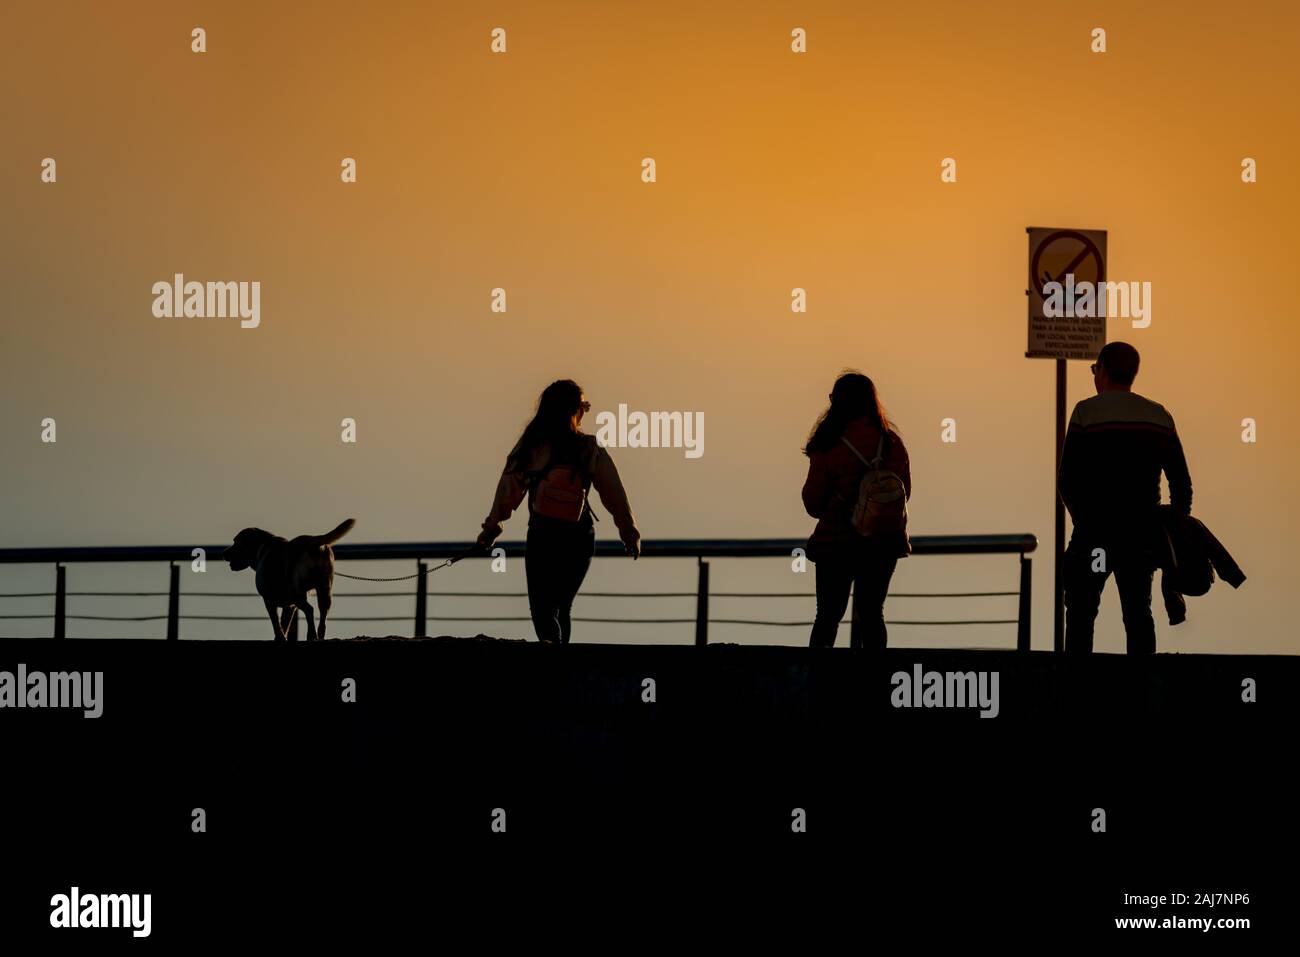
[802,372,911,649]
[477,380,641,643]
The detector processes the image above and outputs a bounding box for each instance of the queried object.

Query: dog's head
[223,528,273,571]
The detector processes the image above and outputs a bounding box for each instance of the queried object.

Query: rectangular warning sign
[1025,226,1107,360]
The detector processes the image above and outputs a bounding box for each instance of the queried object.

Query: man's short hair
[1098,341,1140,385]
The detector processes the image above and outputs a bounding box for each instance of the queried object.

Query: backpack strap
[583,440,602,522]
[524,438,594,484]
[840,436,869,465]
[841,432,889,469]
[531,438,602,523]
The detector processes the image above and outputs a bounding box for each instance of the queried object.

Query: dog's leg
[300,597,318,641]
[263,597,285,641]
[279,605,298,641]
[316,587,332,641]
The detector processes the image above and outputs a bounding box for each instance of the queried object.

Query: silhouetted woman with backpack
[802,372,911,649]
[477,379,641,643]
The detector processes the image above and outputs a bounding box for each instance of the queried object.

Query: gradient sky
[3,0,1297,652]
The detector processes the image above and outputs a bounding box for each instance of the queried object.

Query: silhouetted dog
[222,519,355,641]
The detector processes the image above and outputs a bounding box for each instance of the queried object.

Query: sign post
[1025,227,1108,652]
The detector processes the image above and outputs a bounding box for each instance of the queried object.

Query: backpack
[527,441,601,524]
[840,433,907,538]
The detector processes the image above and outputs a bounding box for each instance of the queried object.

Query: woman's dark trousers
[810,545,898,649]
[525,516,596,643]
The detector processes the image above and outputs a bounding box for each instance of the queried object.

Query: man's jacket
[1058,390,1192,531]
[1157,507,1246,625]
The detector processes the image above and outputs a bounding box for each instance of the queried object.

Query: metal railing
[0,534,1037,648]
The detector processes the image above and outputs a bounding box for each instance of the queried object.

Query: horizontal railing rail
[0,535,1037,564]
[0,534,1037,648]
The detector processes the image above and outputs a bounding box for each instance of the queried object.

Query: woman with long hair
[477,379,641,643]
[801,371,911,649]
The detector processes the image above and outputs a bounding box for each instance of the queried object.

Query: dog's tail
[312,518,356,546]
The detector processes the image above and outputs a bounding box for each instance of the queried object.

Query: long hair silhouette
[507,379,586,472]
[804,371,893,456]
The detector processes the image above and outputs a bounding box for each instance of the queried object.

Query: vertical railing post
[166,563,180,641]
[694,558,710,646]
[414,561,428,638]
[1017,554,1032,652]
[288,609,299,641]
[54,564,66,639]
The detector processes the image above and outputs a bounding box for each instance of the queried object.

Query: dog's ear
[230,528,270,548]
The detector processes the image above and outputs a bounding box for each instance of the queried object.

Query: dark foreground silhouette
[3,636,1292,943]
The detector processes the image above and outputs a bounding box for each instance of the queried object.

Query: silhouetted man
[1058,342,1192,654]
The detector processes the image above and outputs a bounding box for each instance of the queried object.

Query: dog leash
[334,545,481,582]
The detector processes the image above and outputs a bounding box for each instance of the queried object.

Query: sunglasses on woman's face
[1089,363,1099,374]
[580,400,591,412]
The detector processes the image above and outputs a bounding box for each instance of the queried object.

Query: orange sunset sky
[2,0,1298,652]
